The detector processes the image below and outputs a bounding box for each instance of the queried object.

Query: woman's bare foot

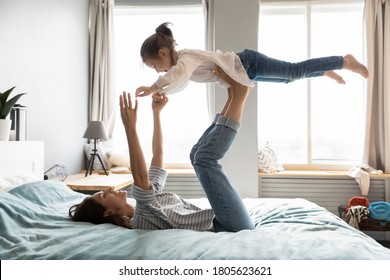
[213,66,251,122]
[343,54,369,78]
[213,66,251,97]
[324,70,345,84]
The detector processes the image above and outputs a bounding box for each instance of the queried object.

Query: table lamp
[83,121,109,177]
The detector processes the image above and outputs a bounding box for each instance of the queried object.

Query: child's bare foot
[324,71,345,84]
[343,54,369,78]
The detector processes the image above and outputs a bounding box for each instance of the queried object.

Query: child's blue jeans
[237,49,344,83]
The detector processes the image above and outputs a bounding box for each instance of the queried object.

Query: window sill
[259,170,390,178]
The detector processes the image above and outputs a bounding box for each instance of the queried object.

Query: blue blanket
[1,180,390,260]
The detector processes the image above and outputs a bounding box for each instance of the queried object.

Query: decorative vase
[0,119,12,141]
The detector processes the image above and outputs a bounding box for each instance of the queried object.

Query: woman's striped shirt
[130,166,215,231]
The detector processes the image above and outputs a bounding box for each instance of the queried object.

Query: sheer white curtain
[203,0,216,120]
[89,0,116,137]
[363,0,390,172]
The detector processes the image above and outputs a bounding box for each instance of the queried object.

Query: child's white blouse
[154,49,254,95]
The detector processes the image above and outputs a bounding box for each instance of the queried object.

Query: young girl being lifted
[135,22,369,97]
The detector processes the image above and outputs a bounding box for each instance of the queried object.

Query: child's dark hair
[140,22,177,62]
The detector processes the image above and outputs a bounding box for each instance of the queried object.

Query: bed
[1,178,390,260]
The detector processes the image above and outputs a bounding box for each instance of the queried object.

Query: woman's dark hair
[69,197,132,228]
[140,22,177,62]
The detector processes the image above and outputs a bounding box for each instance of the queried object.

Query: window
[113,4,208,167]
[258,1,365,169]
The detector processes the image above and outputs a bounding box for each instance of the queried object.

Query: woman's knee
[192,148,212,167]
[189,144,199,166]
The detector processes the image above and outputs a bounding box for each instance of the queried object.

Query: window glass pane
[113,6,208,166]
[258,7,307,164]
[311,3,365,164]
[258,3,365,168]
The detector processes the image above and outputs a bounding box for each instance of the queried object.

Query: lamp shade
[83,121,109,139]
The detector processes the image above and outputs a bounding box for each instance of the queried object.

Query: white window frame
[258,0,366,171]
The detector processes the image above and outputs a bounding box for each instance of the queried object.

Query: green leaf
[0,87,27,119]
[0,86,15,107]
[1,93,26,119]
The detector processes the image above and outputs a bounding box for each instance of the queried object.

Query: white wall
[212,0,259,197]
[0,0,89,174]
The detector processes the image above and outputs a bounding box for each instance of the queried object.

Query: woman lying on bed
[69,67,255,232]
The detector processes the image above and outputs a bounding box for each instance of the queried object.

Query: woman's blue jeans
[190,114,255,232]
[236,49,344,83]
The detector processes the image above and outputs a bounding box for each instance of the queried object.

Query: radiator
[164,172,205,198]
[259,176,386,215]
[166,173,388,215]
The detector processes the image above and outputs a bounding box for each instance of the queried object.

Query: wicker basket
[338,206,390,231]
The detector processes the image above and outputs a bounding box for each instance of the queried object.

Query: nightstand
[64,172,133,194]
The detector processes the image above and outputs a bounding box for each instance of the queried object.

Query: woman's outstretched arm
[120,92,150,190]
[151,93,169,168]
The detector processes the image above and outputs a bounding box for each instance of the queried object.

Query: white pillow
[106,149,130,168]
[88,138,130,169]
[258,143,284,173]
[0,173,41,192]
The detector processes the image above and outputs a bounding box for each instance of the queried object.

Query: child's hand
[152,92,169,112]
[136,84,158,97]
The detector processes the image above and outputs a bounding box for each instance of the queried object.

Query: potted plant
[0,86,27,141]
